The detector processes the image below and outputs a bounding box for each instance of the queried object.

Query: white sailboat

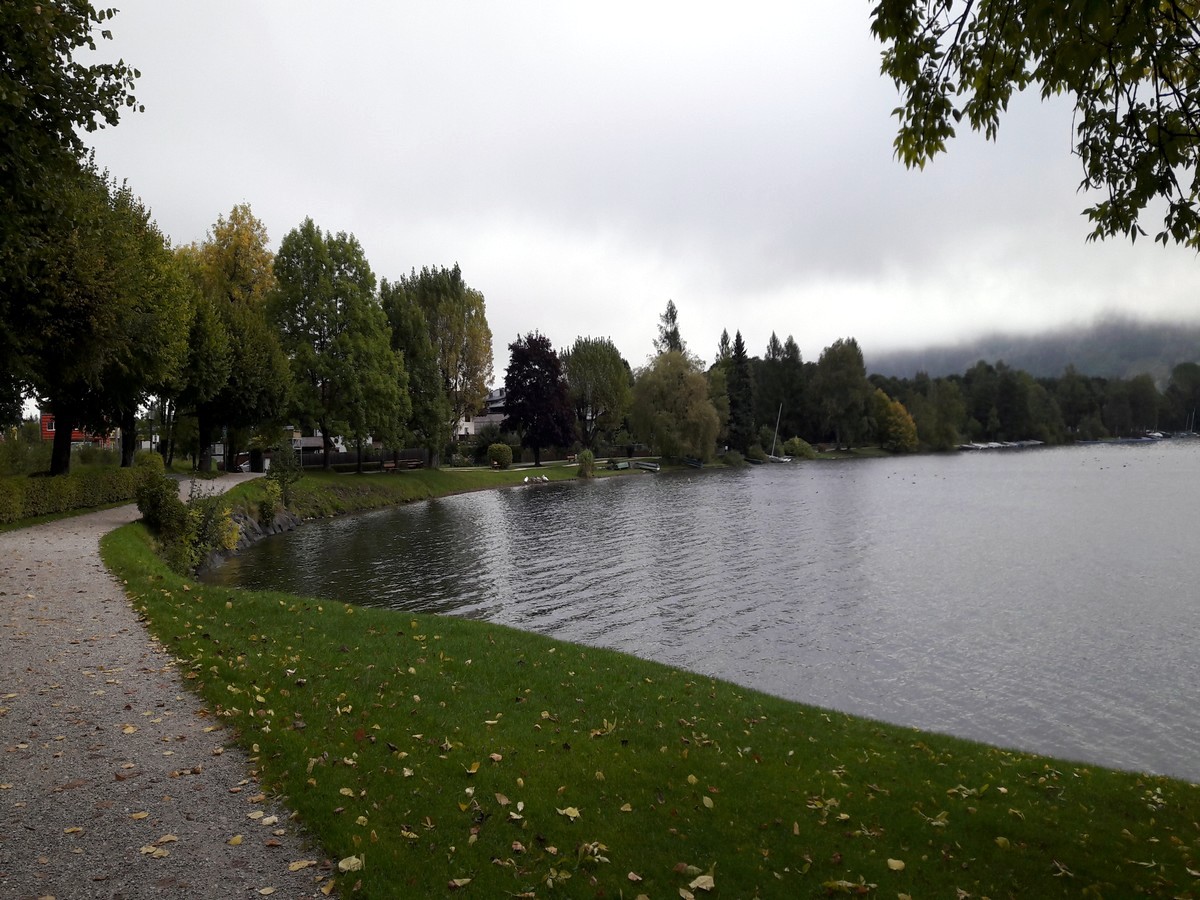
[767,403,792,463]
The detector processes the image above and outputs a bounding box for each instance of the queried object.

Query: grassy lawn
[100,470,1200,898]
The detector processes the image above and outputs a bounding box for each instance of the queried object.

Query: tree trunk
[120,407,137,467]
[355,439,363,474]
[226,432,239,473]
[49,403,74,476]
[197,408,214,473]
[532,445,542,467]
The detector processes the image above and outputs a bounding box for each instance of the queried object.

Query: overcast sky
[84,1,1200,381]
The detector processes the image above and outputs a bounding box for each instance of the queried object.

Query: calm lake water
[205,441,1200,783]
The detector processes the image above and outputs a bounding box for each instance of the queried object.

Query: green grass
[100,473,1200,898]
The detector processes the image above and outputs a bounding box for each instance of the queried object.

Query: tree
[189,205,289,471]
[21,166,187,474]
[1165,361,1200,429]
[96,182,193,467]
[503,333,574,466]
[271,220,408,469]
[630,351,720,460]
[726,331,756,453]
[393,265,493,451]
[653,300,685,355]
[872,0,1200,245]
[871,388,920,452]
[1,3,140,402]
[381,278,449,458]
[562,336,632,449]
[815,337,869,448]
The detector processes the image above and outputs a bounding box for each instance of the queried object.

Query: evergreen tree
[653,300,685,355]
[726,331,756,453]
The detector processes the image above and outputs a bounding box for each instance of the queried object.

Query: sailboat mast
[771,403,782,456]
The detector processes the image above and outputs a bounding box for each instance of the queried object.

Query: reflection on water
[206,441,1200,782]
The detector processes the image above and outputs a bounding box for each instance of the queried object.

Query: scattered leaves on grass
[557,806,580,820]
[338,855,364,873]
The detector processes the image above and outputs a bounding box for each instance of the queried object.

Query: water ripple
[204,442,1200,783]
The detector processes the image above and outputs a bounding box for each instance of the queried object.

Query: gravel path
[0,477,333,899]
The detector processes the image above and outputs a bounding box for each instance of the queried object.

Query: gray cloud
[86,1,1200,374]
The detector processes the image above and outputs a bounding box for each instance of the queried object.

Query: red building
[39,414,108,446]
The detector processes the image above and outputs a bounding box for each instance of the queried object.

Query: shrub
[137,471,188,539]
[577,449,595,478]
[137,473,240,574]
[258,479,282,526]
[721,449,745,467]
[746,444,767,462]
[782,436,817,459]
[75,444,118,467]
[134,450,166,474]
[487,443,513,469]
[0,479,22,522]
[268,445,303,509]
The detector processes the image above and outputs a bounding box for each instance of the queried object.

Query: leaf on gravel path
[227,834,243,846]
[129,811,148,820]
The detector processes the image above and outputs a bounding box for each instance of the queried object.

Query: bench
[381,459,423,472]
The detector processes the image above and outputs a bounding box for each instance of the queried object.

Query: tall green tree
[653,300,685,355]
[630,351,720,461]
[815,337,870,449]
[562,336,632,449]
[1165,361,1200,429]
[271,220,407,469]
[1,2,140,412]
[381,278,449,459]
[393,265,493,451]
[96,182,193,467]
[190,205,289,471]
[726,330,756,453]
[872,0,1200,245]
[23,167,187,474]
[503,332,574,466]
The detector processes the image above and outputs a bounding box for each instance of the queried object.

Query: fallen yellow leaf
[129,811,148,820]
[701,796,714,809]
[628,871,643,882]
[690,874,715,891]
[320,881,335,897]
[887,858,906,871]
[64,826,84,834]
[288,860,316,872]
[122,725,137,734]
[258,889,276,896]
[557,806,581,820]
[620,803,633,812]
[227,834,243,846]
[337,855,364,873]
[156,834,178,844]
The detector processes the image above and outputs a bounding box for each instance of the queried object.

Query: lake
[204,440,1200,783]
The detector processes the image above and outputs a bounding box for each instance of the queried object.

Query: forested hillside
[867,317,1200,381]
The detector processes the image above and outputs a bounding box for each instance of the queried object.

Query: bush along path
[0,476,334,899]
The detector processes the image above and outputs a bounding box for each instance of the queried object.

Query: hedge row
[0,467,144,524]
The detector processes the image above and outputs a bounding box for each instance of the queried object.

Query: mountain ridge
[866,316,1200,382]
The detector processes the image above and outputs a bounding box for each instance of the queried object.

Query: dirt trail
[0,477,332,899]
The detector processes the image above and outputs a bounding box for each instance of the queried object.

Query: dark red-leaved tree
[503,332,574,466]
